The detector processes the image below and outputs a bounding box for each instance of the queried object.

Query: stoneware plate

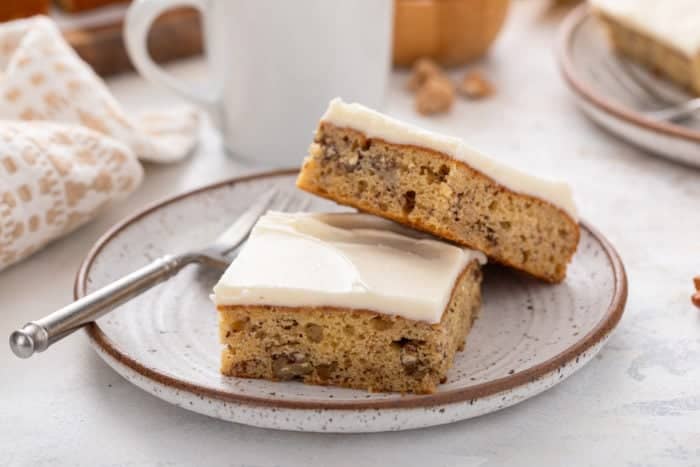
[558,6,700,167]
[76,170,627,433]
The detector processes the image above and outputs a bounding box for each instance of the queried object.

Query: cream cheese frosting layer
[591,0,700,57]
[321,98,578,220]
[213,212,486,324]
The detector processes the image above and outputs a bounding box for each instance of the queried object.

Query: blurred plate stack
[558,6,700,166]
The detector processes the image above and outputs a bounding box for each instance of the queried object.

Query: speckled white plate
[558,6,700,167]
[76,170,627,433]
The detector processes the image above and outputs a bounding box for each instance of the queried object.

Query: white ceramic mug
[124,0,393,166]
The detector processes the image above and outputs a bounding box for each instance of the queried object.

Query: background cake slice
[591,0,700,95]
[297,98,579,283]
[213,211,486,394]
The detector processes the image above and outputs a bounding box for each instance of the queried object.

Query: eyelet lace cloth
[0,16,198,271]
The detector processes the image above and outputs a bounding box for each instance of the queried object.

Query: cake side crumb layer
[297,123,580,283]
[321,98,578,219]
[219,261,482,394]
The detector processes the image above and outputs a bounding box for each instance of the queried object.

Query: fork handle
[648,99,700,123]
[9,253,198,359]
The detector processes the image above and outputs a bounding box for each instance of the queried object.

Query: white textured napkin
[0,15,199,163]
[0,121,143,271]
[0,14,204,271]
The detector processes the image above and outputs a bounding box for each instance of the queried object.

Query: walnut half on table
[692,276,700,308]
[407,58,496,116]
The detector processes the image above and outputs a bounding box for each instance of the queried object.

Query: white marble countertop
[1,1,699,466]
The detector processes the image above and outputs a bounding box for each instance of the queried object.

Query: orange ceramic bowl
[393,0,510,67]
[0,0,49,21]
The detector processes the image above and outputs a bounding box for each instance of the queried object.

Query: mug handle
[124,0,220,115]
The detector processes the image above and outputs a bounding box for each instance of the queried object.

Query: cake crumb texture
[297,123,579,282]
[219,261,482,394]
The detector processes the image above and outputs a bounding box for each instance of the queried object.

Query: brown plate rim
[75,168,628,411]
[557,4,700,144]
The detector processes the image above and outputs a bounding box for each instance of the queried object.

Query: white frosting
[591,0,700,57]
[321,98,578,220]
[213,212,486,324]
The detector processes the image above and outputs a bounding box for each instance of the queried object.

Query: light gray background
[2,1,698,465]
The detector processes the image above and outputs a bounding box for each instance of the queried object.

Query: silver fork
[644,99,700,123]
[602,56,700,123]
[9,188,295,359]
